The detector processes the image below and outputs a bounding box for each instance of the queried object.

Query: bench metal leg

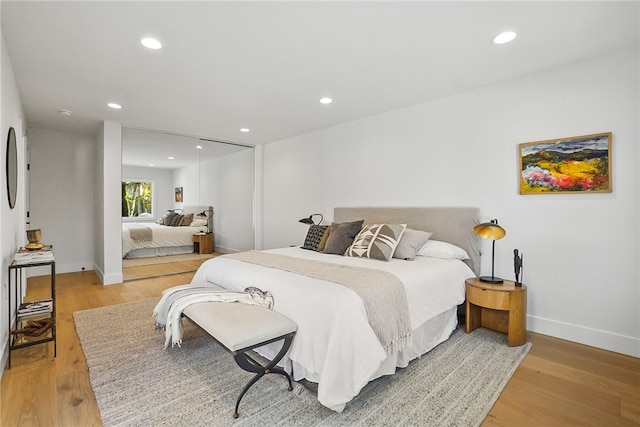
[232,335,295,418]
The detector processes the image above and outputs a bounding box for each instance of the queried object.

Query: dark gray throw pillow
[322,220,364,255]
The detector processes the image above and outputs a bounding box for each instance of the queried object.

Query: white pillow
[417,240,469,260]
[190,218,207,227]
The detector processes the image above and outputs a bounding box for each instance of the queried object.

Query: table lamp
[473,219,506,284]
[298,214,323,226]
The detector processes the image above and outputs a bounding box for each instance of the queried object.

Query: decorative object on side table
[513,249,523,287]
[25,228,44,250]
[15,245,54,264]
[473,219,506,284]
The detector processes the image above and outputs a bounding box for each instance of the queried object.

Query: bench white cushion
[183,301,297,352]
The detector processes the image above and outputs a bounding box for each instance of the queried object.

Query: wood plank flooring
[2,268,639,426]
[122,252,220,281]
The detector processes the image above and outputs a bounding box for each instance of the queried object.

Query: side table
[8,257,56,368]
[465,278,527,346]
[193,233,213,254]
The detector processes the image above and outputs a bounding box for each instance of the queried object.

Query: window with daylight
[122,180,154,219]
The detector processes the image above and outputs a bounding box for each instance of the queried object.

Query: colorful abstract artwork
[519,132,611,194]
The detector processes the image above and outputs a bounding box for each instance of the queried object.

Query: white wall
[205,149,254,253]
[28,129,95,273]
[93,121,123,285]
[172,161,198,210]
[262,47,639,357]
[0,31,27,376]
[122,165,174,220]
[173,147,255,253]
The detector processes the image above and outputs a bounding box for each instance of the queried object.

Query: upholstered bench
[183,301,297,418]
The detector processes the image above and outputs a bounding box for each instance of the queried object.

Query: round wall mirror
[6,127,17,209]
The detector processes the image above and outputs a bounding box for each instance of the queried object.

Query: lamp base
[479,276,504,284]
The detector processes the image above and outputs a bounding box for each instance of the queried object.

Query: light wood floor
[2,268,639,426]
[122,252,220,281]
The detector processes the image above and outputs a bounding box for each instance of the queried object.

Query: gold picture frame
[519,132,611,194]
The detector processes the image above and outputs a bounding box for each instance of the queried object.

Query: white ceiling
[121,128,251,169]
[2,1,638,148]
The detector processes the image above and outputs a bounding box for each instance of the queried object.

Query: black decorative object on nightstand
[514,249,523,287]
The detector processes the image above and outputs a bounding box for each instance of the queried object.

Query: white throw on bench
[155,284,298,418]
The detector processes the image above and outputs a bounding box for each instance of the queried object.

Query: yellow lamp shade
[474,220,506,240]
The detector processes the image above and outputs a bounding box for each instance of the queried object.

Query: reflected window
[122,180,154,219]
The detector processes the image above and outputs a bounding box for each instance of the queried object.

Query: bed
[122,205,211,259]
[190,207,480,412]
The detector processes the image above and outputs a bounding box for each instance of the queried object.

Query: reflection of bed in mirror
[122,205,211,259]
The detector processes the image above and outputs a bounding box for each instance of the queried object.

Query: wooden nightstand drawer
[466,284,510,310]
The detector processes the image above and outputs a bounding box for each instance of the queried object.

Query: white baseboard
[92,263,123,285]
[22,262,93,277]
[528,315,640,358]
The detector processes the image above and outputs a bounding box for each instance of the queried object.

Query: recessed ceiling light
[168,156,175,160]
[240,128,250,133]
[59,110,72,116]
[107,103,122,109]
[141,37,162,50]
[196,145,203,149]
[149,163,155,167]
[320,97,333,104]
[492,31,517,45]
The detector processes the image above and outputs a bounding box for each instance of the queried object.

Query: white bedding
[190,246,475,412]
[122,222,207,258]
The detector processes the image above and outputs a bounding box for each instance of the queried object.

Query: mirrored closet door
[121,127,255,273]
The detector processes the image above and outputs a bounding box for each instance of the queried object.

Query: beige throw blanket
[223,251,412,353]
[128,226,152,242]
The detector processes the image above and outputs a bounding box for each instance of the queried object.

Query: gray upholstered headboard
[334,207,481,276]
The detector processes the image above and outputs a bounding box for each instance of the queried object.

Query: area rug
[74,298,531,427]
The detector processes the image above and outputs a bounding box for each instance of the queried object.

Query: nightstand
[193,233,213,254]
[465,278,527,346]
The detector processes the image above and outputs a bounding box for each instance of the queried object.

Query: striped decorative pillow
[345,223,406,261]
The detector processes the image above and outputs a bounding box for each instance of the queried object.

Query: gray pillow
[393,228,433,260]
[322,220,364,255]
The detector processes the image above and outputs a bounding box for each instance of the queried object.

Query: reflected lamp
[198,207,214,234]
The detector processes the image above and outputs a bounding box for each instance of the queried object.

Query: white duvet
[122,222,207,257]
[191,246,474,412]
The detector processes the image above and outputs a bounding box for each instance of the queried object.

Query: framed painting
[519,132,611,194]
[174,186,183,202]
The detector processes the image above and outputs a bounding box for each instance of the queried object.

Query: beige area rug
[74,298,531,427]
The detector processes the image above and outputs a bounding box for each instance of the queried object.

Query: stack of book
[14,245,54,264]
[17,299,53,318]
